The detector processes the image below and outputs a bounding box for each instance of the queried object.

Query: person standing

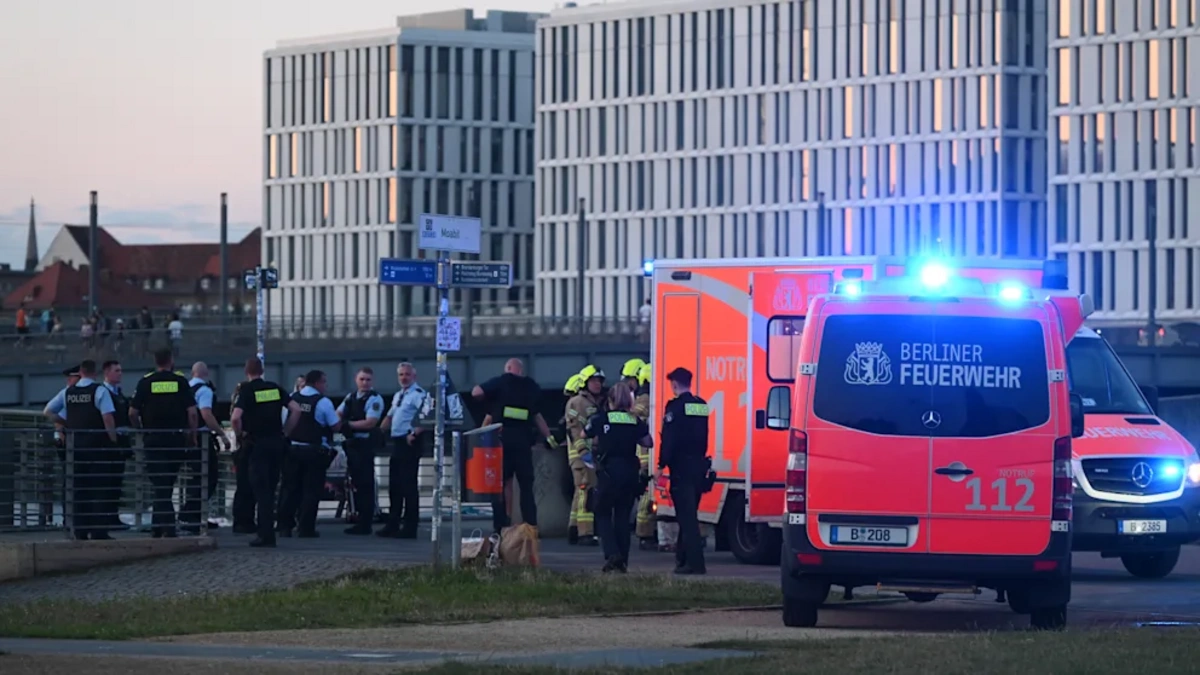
[43,359,119,539]
[336,367,385,535]
[378,362,425,539]
[15,302,29,347]
[656,367,710,575]
[632,363,656,549]
[564,365,606,546]
[188,362,231,532]
[585,382,654,573]
[472,358,556,535]
[280,369,340,538]
[100,360,132,531]
[167,313,184,358]
[230,357,299,547]
[228,380,258,534]
[129,349,198,538]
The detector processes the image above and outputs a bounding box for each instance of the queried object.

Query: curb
[0,536,216,583]
[573,596,909,620]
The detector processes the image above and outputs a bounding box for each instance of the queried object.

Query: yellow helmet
[638,363,651,386]
[579,364,606,382]
[621,358,647,379]
[563,373,584,396]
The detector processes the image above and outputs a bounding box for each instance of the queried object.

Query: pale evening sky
[0,0,555,266]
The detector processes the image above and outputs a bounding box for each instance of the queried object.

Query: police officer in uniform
[280,369,340,538]
[100,360,132,531]
[632,363,657,550]
[228,380,258,534]
[472,358,557,535]
[189,362,231,532]
[231,357,299,547]
[656,367,710,575]
[337,367,384,535]
[130,349,198,538]
[565,365,605,546]
[44,360,119,540]
[378,362,425,538]
[584,382,654,573]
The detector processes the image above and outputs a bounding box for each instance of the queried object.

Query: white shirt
[389,384,425,437]
[168,320,183,339]
[639,303,652,323]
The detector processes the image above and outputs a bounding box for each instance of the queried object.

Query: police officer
[228,380,258,534]
[129,349,198,538]
[100,360,132,531]
[230,357,299,547]
[378,362,425,538]
[656,367,710,575]
[280,369,340,538]
[44,360,118,540]
[584,382,653,573]
[632,363,657,550]
[337,367,385,535]
[47,364,83,451]
[472,358,556,535]
[565,365,606,546]
[189,362,232,533]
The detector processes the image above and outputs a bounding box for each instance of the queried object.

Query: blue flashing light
[1161,463,1182,480]
[998,283,1029,303]
[642,259,655,277]
[840,281,863,297]
[919,262,952,290]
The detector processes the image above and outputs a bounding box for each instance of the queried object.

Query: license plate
[1119,519,1167,535]
[830,526,908,546]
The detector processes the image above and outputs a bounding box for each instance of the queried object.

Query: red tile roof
[5,261,167,311]
[202,229,262,277]
[63,225,261,281]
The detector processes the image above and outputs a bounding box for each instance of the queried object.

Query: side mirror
[1140,385,1160,415]
[1069,393,1086,439]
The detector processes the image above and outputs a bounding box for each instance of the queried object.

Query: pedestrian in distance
[337,367,385,535]
[230,357,300,548]
[656,367,711,575]
[585,381,654,573]
[280,370,340,538]
[129,349,198,539]
[378,362,425,539]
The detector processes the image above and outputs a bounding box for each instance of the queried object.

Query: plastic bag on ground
[461,528,492,567]
[497,523,541,567]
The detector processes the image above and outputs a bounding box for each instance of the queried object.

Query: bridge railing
[0,316,651,366]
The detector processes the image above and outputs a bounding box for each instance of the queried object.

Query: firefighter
[565,365,605,546]
[656,367,710,575]
[632,362,657,550]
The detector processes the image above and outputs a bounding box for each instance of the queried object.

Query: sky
[0,0,556,267]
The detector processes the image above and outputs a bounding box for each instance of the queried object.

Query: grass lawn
[0,567,788,640]
[417,629,1200,675]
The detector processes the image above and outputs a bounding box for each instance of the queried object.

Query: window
[765,386,791,430]
[1065,338,1152,415]
[268,135,278,178]
[767,317,805,382]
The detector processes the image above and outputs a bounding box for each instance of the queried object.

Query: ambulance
[648,256,1200,578]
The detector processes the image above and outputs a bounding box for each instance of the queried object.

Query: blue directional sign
[450,261,513,288]
[379,258,439,286]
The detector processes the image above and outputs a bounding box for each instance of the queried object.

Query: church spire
[25,198,38,272]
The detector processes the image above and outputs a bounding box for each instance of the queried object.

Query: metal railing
[0,316,651,366]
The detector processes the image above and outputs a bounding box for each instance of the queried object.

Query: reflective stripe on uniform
[503,406,529,420]
[684,403,709,416]
[255,388,281,403]
[607,411,636,424]
[150,381,179,394]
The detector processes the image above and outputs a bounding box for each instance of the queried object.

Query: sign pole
[431,252,449,568]
[450,430,463,569]
[255,265,266,363]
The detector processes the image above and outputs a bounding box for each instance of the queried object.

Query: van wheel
[1007,592,1032,615]
[724,493,782,565]
[1121,548,1181,579]
[903,592,938,603]
[1029,605,1067,631]
[782,595,819,628]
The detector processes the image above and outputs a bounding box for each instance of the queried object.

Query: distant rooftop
[273,9,543,48]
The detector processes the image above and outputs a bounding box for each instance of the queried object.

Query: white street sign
[418,213,482,254]
[436,316,462,352]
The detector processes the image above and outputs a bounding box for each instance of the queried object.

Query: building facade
[262,10,542,323]
[1050,0,1200,328]
[536,0,1049,319]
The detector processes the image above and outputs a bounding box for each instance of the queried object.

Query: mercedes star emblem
[921,410,942,429]
[1131,462,1154,489]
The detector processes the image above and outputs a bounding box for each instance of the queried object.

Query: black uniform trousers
[67,434,120,536]
[278,443,330,534]
[492,436,537,533]
[247,434,285,542]
[206,441,220,517]
[97,436,130,526]
[345,437,378,525]
[231,443,257,529]
[386,435,421,534]
[668,465,707,573]
[594,457,640,564]
[144,432,201,532]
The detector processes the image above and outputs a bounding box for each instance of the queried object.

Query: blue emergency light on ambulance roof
[642,259,655,277]
[997,282,1031,303]
[919,261,952,290]
[836,280,863,297]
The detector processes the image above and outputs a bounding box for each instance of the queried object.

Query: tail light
[1052,436,1073,525]
[785,429,808,514]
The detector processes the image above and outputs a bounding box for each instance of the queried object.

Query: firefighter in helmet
[565,365,605,545]
[633,362,657,549]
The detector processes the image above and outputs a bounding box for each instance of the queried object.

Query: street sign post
[380,213,512,567]
[243,266,279,363]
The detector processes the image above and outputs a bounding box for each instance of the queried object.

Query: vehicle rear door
[746,271,831,523]
[803,301,934,553]
[926,304,1058,556]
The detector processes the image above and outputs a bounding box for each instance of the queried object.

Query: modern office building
[535,0,1049,319]
[1050,0,1200,327]
[262,10,542,322]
